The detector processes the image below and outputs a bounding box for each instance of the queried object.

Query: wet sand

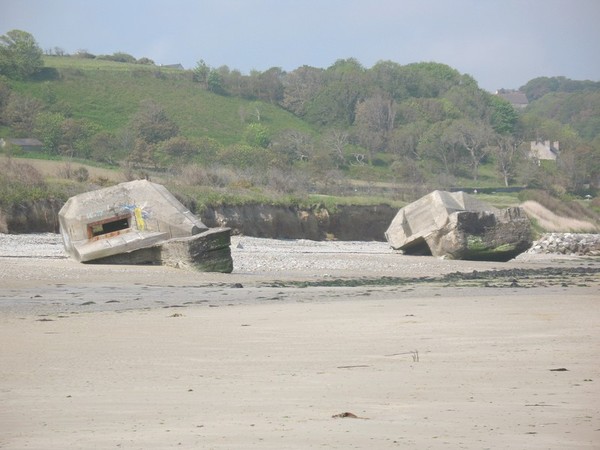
[0,236,599,448]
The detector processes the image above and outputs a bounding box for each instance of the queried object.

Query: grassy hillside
[11,56,313,145]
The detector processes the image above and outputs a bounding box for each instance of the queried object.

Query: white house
[530,140,559,161]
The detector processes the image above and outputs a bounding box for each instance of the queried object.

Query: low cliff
[201,204,396,241]
[0,201,397,241]
[0,199,63,234]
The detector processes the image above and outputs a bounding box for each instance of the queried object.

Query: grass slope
[12,57,312,145]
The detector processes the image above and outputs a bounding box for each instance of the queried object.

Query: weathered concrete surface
[58,180,232,272]
[87,228,233,273]
[385,190,532,261]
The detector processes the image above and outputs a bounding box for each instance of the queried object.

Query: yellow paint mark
[134,207,145,230]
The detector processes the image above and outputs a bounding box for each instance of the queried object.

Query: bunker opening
[400,237,432,256]
[88,215,131,239]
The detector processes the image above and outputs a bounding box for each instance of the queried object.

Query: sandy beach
[1,234,599,449]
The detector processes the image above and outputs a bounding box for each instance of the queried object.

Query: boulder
[385,190,532,261]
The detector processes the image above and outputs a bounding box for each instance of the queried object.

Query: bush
[216,144,276,168]
[57,163,88,181]
[177,164,236,188]
[73,166,89,182]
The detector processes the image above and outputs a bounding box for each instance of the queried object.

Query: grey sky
[1,0,599,91]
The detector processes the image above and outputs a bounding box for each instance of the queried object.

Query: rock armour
[527,233,600,256]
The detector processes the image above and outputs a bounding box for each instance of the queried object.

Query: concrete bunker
[58,180,233,272]
[385,190,532,261]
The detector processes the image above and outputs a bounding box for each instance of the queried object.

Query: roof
[6,138,43,147]
[161,63,184,70]
[495,90,529,108]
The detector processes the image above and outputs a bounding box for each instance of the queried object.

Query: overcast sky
[2,0,599,92]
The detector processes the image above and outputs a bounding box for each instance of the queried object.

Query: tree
[193,60,210,87]
[0,30,44,80]
[127,138,157,169]
[494,134,524,187]
[388,121,429,160]
[0,78,11,109]
[88,131,120,165]
[2,92,42,135]
[34,111,64,154]
[74,49,95,59]
[243,123,270,148]
[354,94,396,161]
[130,100,179,144]
[207,70,224,94]
[304,59,368,127]
[321,128,349,168]
[271,129,314,163]
[396,97,454,125]
[417,120,463,177]
[281,65,324,116]
[137,57,155,65]
[447,119,494,181]
[59,118,100,158]
[33,112,99,158]
[369,60,409,101]
[193,136,222,164]
[158,136,198,162]
[97,52,136,63]
[192,60,226,94]
[305,81,361,127]
[400,62,462,98]
[51,46,66,56]
[443,82,490,122]
[222,67,244,97]
[489,96,519,134]
[216,143,274,169]
[520,76,560,101]
[256,67,285,104]
[241,68,285,103]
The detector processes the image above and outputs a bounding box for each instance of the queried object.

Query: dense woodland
[1,30,599,210]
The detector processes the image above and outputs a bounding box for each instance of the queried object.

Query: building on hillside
[160,63,184,70]
[530,140,559,162]
[0,138,43,152]
[495,89,529,109]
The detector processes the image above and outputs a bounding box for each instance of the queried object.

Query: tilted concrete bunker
[385,190,532,261]
[58,180,232,272]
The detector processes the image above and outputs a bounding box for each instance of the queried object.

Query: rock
[385,190,532,261]
[525,233,600,256]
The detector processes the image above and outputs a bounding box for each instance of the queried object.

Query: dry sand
[1,235,599,449]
